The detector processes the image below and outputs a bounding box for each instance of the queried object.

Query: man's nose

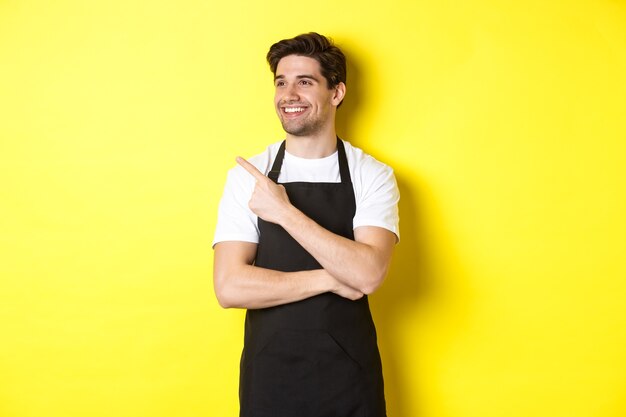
[283,85,299,102]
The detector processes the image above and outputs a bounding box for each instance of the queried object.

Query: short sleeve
[212,166,259,247]
[352,163,400,241]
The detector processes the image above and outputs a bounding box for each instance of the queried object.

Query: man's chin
[282,124,310,137]
[281,120,325,137]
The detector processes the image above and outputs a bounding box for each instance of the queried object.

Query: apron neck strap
[268,141,286,183]
[268,138,351,184]
[336,139,351,185]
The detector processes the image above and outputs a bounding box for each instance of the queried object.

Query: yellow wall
[1,1,625,416]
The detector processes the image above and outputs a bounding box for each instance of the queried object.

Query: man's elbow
[215,292,235,309]
[356,245,394,295]
[359,269,388,295]
[213,274,237,309]
[360,280,383,295]
[214,288,233,309]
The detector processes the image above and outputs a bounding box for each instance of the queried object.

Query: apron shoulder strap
[268,141,286,183]
[336,138,352,185]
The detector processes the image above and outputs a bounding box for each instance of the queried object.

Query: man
[213,32,399,417]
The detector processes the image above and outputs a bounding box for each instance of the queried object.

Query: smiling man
[213,32,399,417]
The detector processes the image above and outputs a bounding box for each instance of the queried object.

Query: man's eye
[276,81,285,87]
[299,80,312,85]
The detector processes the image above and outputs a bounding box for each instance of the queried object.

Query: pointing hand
[236,156,293,225]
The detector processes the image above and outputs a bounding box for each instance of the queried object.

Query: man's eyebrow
[296,74,319,81]
[274,74,320,82]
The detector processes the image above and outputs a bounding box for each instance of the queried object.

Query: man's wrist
[279,203,303,228]
[312,269,334,293]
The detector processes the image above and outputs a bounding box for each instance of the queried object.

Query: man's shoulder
[342,140,394,177]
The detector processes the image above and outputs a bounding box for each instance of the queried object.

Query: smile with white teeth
[284,107,306,113]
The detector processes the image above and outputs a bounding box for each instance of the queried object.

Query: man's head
[267,33,347,138]
[267,32,347,91]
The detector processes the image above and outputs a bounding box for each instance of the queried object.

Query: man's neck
[285,130,338,159]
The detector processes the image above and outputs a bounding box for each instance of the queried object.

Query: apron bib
[240,139,386,417]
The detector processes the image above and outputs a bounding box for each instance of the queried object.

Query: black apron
[240,139,386,417]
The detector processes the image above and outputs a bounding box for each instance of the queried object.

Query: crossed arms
[213,157,396,309]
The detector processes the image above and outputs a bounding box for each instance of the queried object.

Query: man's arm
[236,157,396,295]
[283,217,395,295]
[213,241,364,309]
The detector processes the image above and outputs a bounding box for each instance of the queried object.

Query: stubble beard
[279,111,327,137]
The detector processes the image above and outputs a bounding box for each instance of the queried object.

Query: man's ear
[331,82,346,106]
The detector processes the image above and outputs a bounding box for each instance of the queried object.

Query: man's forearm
[279,206,393,294]
[213,241,365,310]
[214,265,328,309]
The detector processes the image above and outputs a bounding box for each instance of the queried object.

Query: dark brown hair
[266,32,347,89]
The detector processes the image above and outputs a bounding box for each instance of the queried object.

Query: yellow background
[1,1,625,416]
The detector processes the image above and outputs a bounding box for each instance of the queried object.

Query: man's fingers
[236,156,267,181]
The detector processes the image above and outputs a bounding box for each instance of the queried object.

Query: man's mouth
[284,107,306,113]
[282,106,308,116]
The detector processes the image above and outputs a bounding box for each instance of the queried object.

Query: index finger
[236,156,268,181]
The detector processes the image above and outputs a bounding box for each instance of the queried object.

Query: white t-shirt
[212,140,400,247]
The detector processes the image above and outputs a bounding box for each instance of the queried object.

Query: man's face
[274,55,341,137]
